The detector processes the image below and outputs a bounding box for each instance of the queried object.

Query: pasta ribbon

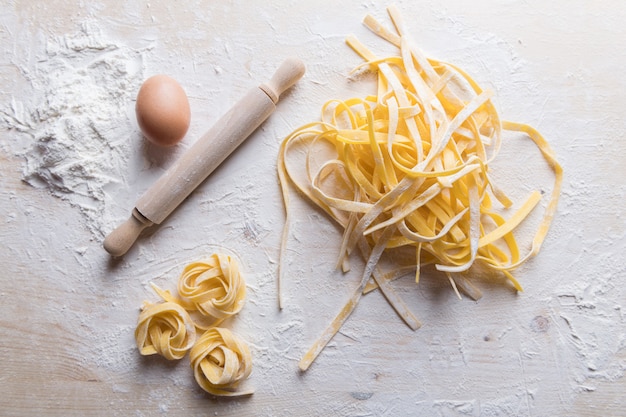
[135,301,196,360]
[278,5,562,371]
[190,327,253,397]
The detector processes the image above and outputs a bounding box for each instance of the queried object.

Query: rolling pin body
[104,58,305,256]
[136,87,275,224]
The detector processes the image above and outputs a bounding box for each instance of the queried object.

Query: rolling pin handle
[103,208,153,257]
[260,57,306,104]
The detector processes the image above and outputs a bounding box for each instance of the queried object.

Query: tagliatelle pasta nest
[152,253,247,330]
[277,6,562,371]
[189,327,253,397]
[135,301,196,360]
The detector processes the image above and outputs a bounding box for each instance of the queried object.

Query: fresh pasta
[135,254,253,395]
[189,327,253,397]
[135,301,196,360]
[152,253,247,330]
[277,5,562,371]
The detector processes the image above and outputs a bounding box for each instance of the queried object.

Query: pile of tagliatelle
[277,5,562,372]
[134,254,253,397]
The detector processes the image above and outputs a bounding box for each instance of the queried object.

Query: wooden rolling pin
[104,58,305,256]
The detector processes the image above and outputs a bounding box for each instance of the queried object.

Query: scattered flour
[1,21,145,237]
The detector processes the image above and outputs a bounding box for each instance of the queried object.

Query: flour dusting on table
[1,21,144,236]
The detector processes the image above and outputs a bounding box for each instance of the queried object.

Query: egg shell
[135,75,191,147]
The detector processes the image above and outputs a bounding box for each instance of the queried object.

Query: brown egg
[135,75,191,147]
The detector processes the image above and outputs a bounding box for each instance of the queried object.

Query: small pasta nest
[189,327,253,397]
[135,301,196,361]
[152,254,247,330]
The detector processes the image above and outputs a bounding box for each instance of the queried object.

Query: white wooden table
[1,1,624,415]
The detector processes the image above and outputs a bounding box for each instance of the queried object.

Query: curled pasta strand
[135,301,196,360]
[189,327,253,397]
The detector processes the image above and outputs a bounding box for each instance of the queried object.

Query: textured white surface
[0,1,625,416]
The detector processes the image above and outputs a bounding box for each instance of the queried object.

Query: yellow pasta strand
[190,327,253,397]
[278,6,562,371]
[135,301,196,360]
